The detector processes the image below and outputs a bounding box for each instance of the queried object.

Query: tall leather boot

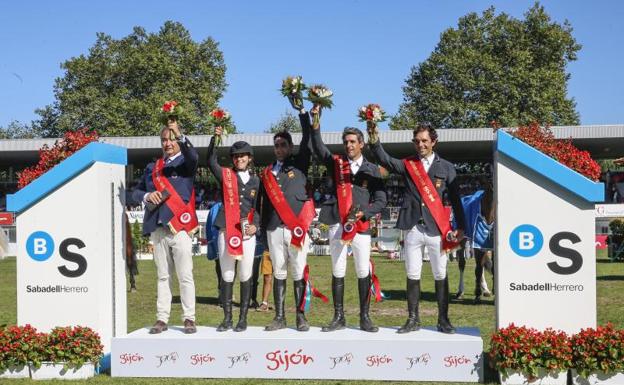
[322,276,345,332]
[397,279,421,333]
[265,278,287,331]
[358,275,378,332]
[435,277,456,334]
[234,279,252,332]
[216,281,233,331]
[293,279,310,332]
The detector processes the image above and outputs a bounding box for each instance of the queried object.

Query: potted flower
[0,324,45,378]
[30,326,103,380]
[570,323,624,385]
[508,122,601,181]
[489,324,571,385]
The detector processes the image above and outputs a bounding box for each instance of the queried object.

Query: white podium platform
[112,326,483,382]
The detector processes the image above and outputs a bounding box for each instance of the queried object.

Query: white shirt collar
[349,155,363,167]
[420,152,435,164]
[165,151,182,163]
[238,170,250,184]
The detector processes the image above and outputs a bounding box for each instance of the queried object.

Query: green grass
[1,253,622,385]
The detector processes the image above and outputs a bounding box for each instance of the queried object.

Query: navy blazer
[132,136,199,235]
[257,112,312,231]
[206,135,260,230]
[311,128,386,233]
[369,140,465,235]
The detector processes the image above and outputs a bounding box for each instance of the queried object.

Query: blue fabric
[205,202,221,261]
[460,190,485,239]
[460,190,494,250]
[473,214,494,250]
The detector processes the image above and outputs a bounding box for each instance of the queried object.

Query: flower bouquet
[305,84,334,109]
[358,103,386,143]
[159,100,184,125]
[281,75,307,110]
[358,103,387,124]
[306,84,333,127]
[208,107,231,146]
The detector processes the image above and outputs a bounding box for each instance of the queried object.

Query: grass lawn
[1,250,622,385]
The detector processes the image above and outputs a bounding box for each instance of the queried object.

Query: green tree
[265,110,301,133]
[391,3,581,130]
[0,120,40,139]
[36,21,229,137]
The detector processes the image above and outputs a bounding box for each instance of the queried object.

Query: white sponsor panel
[495,131,603,334]
[112,327,483,381]
[595,203,624,218]
[11,155,127,352]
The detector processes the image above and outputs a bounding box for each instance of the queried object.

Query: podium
[7,142,128,352]
[111,326,483,382]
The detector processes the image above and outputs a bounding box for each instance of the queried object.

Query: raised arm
[206,134,223,184]
[294,111,312,174]
[309,108,334,165]
[167,120,198,175]
[368,139,406,175]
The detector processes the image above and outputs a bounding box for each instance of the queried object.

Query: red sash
[151,158,199,235]
[222,168,243,258]
[261,166,315,249]
[333,155,369,244]
[403,157,458,251]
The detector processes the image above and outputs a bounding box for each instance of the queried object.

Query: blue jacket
[132,136,199,235]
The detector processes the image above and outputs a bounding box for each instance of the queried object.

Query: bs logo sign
[26,231,88,278]
[509,224,582,275]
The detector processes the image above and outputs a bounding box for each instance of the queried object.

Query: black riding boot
[234,279,251,332]
[217,281,233,331]
[293,279,310,332]
[322,276,346,332]
[265,278,287,331]
[435,278,456,334]
[358,275,378,332]
[397,279,421,333]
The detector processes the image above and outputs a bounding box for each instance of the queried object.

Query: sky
[1,0,624,135]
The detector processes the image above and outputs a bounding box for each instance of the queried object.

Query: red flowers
[211,109,225,119]
[0,324,46,371]
[570,323,624,378]
[159,100,184,124]
[162,100,178,113]
[490,323,624,380]
[17,128,99,189]
[489,324,572,379]
[43,326,103,369]
[510,122,601,181]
